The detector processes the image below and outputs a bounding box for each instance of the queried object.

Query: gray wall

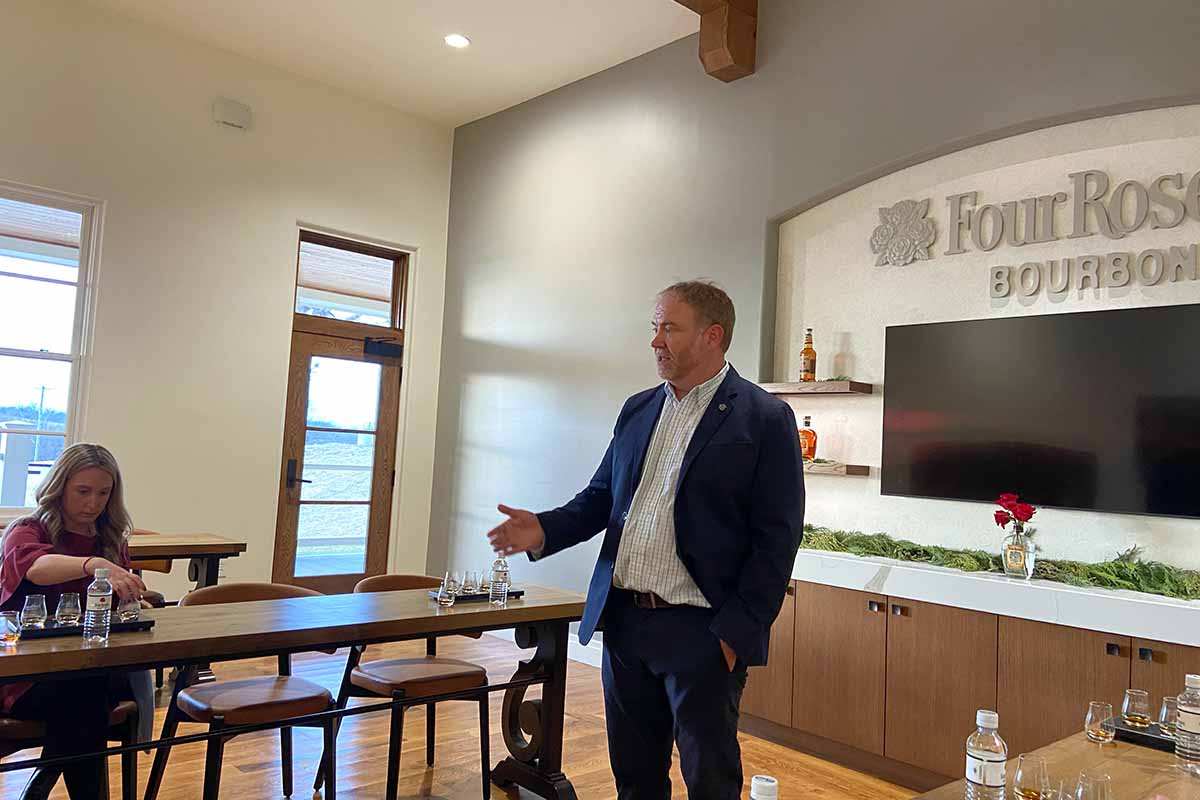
[430,0,1200,593]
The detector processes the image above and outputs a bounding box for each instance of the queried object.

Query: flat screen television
[881,304,1200,518]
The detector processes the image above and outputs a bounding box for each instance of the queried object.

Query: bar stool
[144,583,337,800]
[0,700,139,800]
[313,574,491,800]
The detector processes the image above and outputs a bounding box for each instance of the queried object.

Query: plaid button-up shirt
[612,363,730,607]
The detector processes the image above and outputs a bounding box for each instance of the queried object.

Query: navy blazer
[535,365,805,666]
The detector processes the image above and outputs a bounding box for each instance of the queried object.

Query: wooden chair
[144,583,337,800]
[0,700,139,800]
[312,574,491,800]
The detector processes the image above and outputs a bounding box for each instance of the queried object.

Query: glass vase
[1003,523,1036,579]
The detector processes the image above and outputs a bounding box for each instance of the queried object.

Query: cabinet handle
[1138,647,1155,662]
[891,604,908,617]
[1105,643,1122,657]
[868,600,883,613]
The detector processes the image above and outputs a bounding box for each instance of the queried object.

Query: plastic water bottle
[83,568,113,644]
[749,774,778,800]
[964,709,1007,800]
[489,555,509,605]
[1176,673,1200,776]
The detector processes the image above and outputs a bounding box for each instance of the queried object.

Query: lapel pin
[718,403,728,412]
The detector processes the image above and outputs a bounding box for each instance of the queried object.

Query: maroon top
[0,520,130,712]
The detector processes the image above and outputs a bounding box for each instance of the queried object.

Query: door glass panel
[295,504,368,576]
[305,357,381,431]
[0,432,65,507]
[301,430,374,501]
[0,274,77,354]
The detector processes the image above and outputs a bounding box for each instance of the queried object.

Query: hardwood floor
[0,636,915,799]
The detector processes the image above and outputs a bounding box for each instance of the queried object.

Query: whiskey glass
[1012,753,1050,799]
[1159,695,1179,738]
[436,572,457,608]
[1122,688,1151,729]
[0,612,20,645]
[463,570,479,595]
[1084,701,1115,743]
[1073,770,1112,800]
[117,596,141,622]
[20,595,47,629]
[54,593,81,625]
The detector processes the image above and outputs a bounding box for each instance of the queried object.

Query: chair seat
[350,656,487,699]
[177,676,331,725]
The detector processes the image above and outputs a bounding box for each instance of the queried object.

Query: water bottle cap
[1186,674,1200,689]
[93,568,109,578]
[976,709,999,728]
[750,775,778,800]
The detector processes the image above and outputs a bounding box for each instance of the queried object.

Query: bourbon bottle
[800,328,817,382]
[799,416,817,462]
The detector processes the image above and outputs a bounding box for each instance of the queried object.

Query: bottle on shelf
[83,568,113,644]
[490,555,510,606]
[800,328,817,382]
[964,709,1007,800]
[1176,673,1200,776]
[799,416,818,462]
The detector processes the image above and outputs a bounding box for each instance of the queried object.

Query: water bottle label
[1179,706,1200,735]
[86,595,111,612]
[965,754,1006,787]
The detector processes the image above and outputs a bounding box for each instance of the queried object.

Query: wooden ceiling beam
[673,0,758,82]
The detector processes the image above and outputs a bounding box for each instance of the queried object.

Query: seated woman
[1,443,146,800]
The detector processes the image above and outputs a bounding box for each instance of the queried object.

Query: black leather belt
[631,591,676,609]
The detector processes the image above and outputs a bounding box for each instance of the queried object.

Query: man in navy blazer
[488,281,805,800]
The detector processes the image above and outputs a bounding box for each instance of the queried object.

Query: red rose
[997,493,1019,510]
[993,510,1010,528]
[1011,503,1036,522]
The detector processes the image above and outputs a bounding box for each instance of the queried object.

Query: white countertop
[793,549,1200,647]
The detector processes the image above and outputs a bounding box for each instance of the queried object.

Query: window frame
[0,180,102,519]
[293,229,409,342]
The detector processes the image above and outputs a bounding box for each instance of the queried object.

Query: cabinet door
[791,582,888,754]
[884,598,998,778]
[740,581,796,726]
[998,618,1131,755]
[1131,638,1200,713]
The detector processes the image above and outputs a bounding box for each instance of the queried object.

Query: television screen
[881,304,1200,518]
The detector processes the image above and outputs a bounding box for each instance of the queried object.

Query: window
[0,187,95,510]
[294,230,407,331]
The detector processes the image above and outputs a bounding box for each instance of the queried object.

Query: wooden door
[998,617,1131,755]
[272,331,401,593]
[884,597,998,778]
[791,582,888,755]
[1131,638,1200,713]
[741,581,796,726]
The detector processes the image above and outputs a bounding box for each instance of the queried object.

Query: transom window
[295,230,407,331]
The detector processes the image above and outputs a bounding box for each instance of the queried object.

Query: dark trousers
[601,590,747,800]
[11,677,112,800]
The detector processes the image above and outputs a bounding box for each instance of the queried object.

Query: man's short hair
[659,280,735,353]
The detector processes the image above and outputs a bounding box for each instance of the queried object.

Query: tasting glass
[117,595,141,622]
[1074,770,1112,800]
[0,612,20,645]
[1085,701,1115,743]
[21,595,47,629]
[463,571,479,595]
[1122,688,1151,729]
[437,571,457,607]
[1159,695,1179,738]
[1012,753,1050,799]
[478,568,491,591]
[55,592,82,625]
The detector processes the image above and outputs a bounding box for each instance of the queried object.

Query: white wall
[0,0,452,595]
[776,105,1200,570]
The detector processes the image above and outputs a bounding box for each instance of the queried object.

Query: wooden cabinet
[884,598,998,778]
[791,582,888,754]
[998,617,1130,755]
[740,581,796,726]
[1132,638,1200,712]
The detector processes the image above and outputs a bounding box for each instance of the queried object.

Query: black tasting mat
[426,589,525,604]
[1111,716,1176,753]
[17,618,155,639]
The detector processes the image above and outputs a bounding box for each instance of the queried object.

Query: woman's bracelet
[82,556,96,577]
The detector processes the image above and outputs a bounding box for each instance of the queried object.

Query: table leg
[187,557,221,589]
[491,620,578,800]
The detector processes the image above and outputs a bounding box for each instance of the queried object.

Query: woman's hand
[88,559,146,602]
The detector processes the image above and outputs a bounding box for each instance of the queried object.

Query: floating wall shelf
[804,462,870,477]
[760,380,874,396]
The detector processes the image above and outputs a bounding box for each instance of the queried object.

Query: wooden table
[0,585,587,800]
[128,533,247,588]
[917,733,1198,799]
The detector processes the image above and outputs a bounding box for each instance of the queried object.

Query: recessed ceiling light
[444,33,471,49]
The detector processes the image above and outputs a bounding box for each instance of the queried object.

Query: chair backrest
[180,581,322,607]
[354,574,441,593]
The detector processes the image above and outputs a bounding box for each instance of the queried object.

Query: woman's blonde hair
[4,443,132,561]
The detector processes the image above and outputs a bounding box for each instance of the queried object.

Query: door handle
[1138,647,1155,662]
[868,600,883,613]
[1105,642,1122,657]
[286,458,312,489]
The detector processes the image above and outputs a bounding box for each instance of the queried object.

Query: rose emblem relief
[870,198,936,266]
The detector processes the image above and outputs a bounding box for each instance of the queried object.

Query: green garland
[800,524,1200,602]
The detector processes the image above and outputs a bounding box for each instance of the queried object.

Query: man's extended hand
[486,504,546,556]
[719,639,737,672]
